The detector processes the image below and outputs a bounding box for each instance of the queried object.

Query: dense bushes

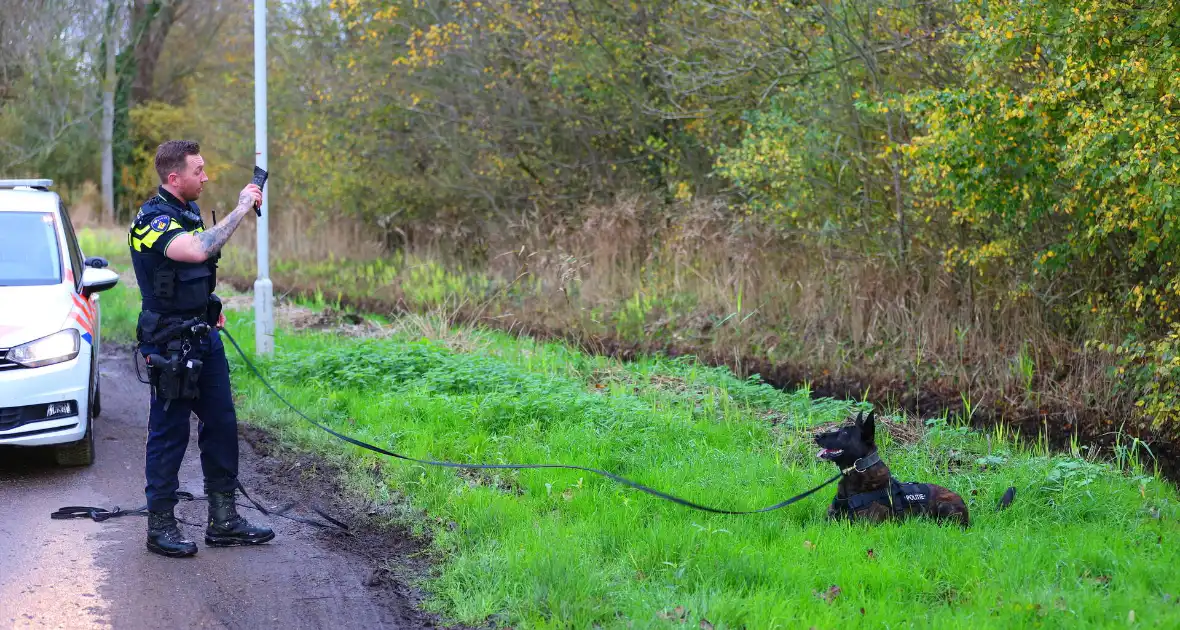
[9,0,1180,428]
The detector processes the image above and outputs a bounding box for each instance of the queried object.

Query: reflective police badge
[150,215,170,232]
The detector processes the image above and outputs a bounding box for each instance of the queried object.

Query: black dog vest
[839,479,935,515]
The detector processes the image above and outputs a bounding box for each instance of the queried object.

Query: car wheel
[57,376,96,467]
[54,421,95,467]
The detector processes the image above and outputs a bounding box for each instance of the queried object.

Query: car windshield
[0,211,62,286]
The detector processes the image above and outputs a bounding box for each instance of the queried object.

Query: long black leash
[49,328,842,529]
[219,327,843,516]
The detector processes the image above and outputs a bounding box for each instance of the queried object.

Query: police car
[0,179,119,466]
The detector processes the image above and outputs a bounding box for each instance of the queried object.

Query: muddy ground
[0,340,465,630]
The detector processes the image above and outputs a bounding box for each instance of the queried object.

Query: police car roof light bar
[0,179,54,190]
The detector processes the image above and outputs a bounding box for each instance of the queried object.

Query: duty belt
[140,312,210,347]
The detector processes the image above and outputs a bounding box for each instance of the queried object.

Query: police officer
[128,140,273,558]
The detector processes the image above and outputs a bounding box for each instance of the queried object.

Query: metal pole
[253,0,274,355]
[101,0,117,224]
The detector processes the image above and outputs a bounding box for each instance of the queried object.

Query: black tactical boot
[205,491,275,546]
[146,510,198,558]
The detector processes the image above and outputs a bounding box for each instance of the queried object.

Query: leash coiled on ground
[219,327,842,516]
[52,486,349,531]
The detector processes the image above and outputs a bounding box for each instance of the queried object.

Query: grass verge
[234,318,1180,628]
[81,228,1180,629]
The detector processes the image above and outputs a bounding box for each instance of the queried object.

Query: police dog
[814,411,974,528]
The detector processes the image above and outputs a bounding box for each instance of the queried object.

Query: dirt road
[0,342,446,630]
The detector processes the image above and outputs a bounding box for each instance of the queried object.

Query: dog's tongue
[817,448,832,459]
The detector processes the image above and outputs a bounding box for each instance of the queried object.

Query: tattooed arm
[164,184,261,263]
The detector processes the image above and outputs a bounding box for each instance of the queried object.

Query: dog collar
[842,451,882,474]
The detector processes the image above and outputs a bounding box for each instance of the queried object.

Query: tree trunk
[129,0,182,105]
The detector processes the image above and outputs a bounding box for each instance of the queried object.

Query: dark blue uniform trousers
[141,330,238,513]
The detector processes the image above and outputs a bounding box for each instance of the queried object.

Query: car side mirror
[84,256,109,269]
[81,267,119,297]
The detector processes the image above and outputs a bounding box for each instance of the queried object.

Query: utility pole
[254,0,274,355]
[101,0,119,224]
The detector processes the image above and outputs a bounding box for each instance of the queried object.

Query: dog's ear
[862,411,876,446]
[854,411,864,426]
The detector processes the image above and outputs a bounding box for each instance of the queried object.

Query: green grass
[82,228,1180,629]
[224,318,1179,628]
[78,228,138,344]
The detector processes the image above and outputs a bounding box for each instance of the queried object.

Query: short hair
[154,140,201,182]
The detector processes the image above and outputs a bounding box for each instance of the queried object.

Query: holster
[138,308,209,402]
[147,352,203,402]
